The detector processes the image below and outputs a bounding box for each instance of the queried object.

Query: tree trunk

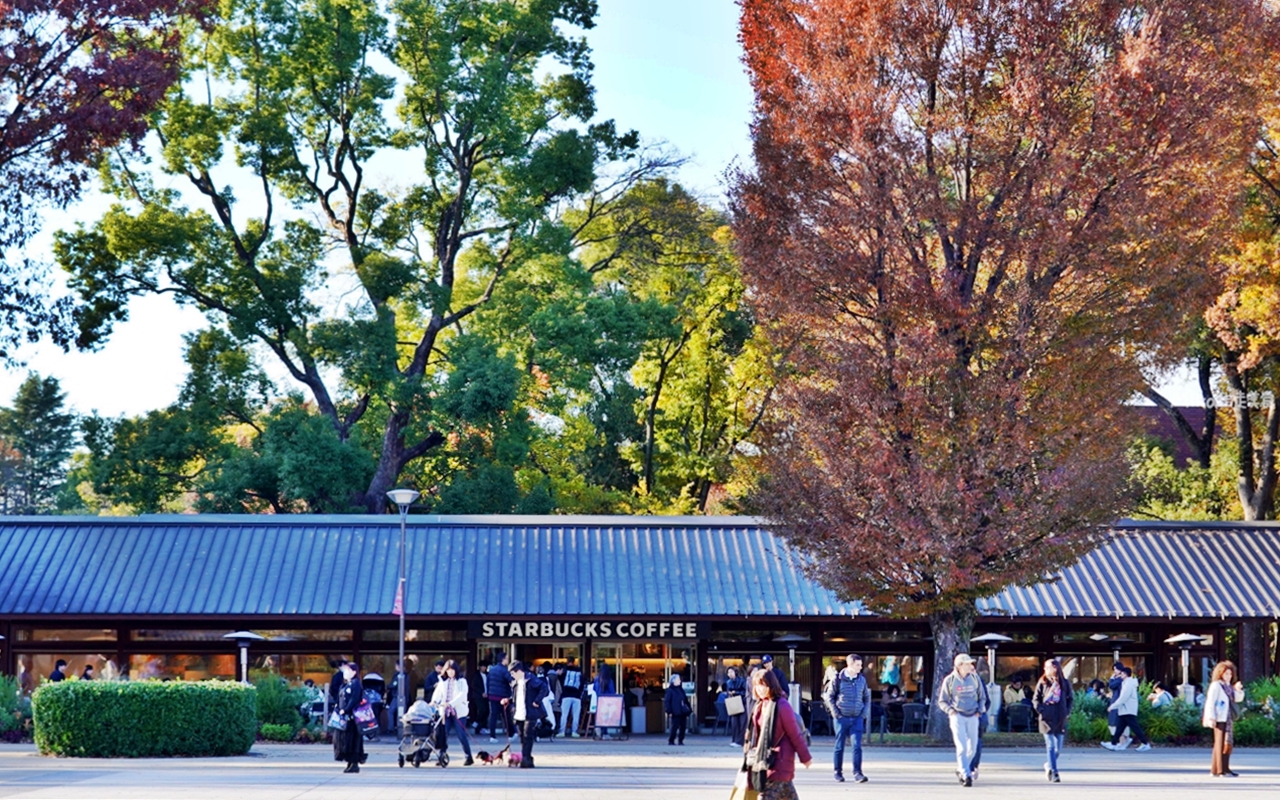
[1240,620,1266,682]
[926,604,976,741]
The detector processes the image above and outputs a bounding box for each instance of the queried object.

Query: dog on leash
[475,744,510,765]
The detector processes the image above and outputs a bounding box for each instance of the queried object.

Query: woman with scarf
[1203,660,1245,777]
[336,662,366,774]
[1032,659,1073,783]
[740,668,811,800]
[430,659,474,765]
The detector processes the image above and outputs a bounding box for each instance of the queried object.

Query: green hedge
[33,680,257,757]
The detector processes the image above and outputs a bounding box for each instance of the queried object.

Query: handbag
[725,695,745,716]
[729,768,760,800]
[353,699,378,731]
[327,710,344,730]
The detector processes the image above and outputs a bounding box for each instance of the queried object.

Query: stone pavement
[0,735,1277,799]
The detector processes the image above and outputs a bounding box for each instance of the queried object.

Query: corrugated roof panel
[2,516,1277,620]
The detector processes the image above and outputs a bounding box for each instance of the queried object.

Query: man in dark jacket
[509,661,549,768]
[663,674,692,745]
[824,653,871,783]
[486,652,513,742]
[49,660,67,682]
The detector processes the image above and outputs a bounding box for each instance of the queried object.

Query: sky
[0,0,1201,417]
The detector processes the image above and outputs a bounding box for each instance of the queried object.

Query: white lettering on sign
[471,620,699,639]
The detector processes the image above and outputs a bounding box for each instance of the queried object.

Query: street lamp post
[1165,633,1204,702]
[971,633,1013,732]
[222,631,266,683]
[386,488,420,724]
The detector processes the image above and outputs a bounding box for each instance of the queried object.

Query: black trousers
[669,714,688,744]
[489,699,513,736]
[1112,714,1148,745]
[518,719,539,765]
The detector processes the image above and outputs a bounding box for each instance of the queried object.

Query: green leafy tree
[58,0,665,512]
[0,374,78,514]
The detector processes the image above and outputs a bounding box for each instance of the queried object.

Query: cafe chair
[1007,703,1034,732]
[901,702,928,734]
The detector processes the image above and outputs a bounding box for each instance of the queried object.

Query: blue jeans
[441,714,472,758]
[1043,732,1063,772]
[833,715,864,776]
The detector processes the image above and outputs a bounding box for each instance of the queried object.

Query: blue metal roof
[2,516,1276,620]
[979,521,1280,619]
[0,515,861,618]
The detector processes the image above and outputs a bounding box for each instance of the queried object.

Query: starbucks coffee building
[0,515,1275,730]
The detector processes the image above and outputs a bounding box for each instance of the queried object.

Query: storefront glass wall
[15,628,116,642]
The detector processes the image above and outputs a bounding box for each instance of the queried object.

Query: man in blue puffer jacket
[486,652,513,742]
[824,653,871,784]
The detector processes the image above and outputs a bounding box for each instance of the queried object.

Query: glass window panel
[129,653,237,681]
[23,653,126,687]
[132,629,351,642]
[364,628,464,641]
[15,628,117,642]
[1052,632,1147,644]
[824,630,924,643]
[1055,655,1144,688]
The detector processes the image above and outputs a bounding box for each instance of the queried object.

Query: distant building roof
[1129,405,1210,468]
[1,516,1275,621]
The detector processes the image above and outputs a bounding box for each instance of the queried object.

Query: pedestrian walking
[559,656,584,737]
[664,674,692,745]
[937,652,987,787]
[724,666,748,746]
[430,659,474,765]
[486,652,513,742]
[336,662,366,774]
[968,676,991,781]
[823,653,870,783]
[736,668,811,800]
[509,661,549,769]
[1102,665,1151,752]
[1105,663,1131,749]
[469,661,489,733]
[1032,658,1073,783]
[1202,660,1245,777]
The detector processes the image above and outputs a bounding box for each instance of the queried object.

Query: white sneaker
[1100,742,1116,750]
[1136,743,1151,752]
[1118,737,1132,750]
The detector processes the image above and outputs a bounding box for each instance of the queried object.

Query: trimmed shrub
[259,723,295,741]
[1246,676,1280,707]
[33,680,256,757]
[250,675,307,732]
[0,675,20,733]
[1233,714,1278,746]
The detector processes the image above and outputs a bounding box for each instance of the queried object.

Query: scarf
[1045,679,1061,704]
[746,698,777,790]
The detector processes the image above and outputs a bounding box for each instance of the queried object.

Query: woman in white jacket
[431,659,474,765]
[1202,660,1245,777]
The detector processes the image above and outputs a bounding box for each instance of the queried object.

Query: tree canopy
[0,0,206,361]
[732,0,1276,736]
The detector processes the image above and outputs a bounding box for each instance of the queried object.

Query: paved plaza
[1,736,1277,799]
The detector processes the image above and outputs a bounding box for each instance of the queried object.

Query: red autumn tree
[0,0,205,359]
[732,0,1275,736]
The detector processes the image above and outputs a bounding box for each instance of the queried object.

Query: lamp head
[386,488,421,508]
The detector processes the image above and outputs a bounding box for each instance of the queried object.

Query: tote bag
[725,695,745,716]
[728,768,759,800]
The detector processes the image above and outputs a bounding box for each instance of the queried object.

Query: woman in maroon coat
[744,669,812,799]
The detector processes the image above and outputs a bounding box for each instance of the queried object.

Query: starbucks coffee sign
[468,619,700,640]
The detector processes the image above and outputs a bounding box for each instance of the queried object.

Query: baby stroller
[398,702,449,768]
